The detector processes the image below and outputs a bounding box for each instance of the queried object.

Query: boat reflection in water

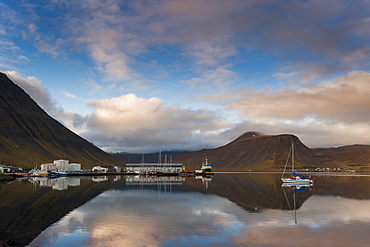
[282,183,313,224]
[194,175,212,189]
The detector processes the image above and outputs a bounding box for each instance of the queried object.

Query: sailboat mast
[281,144,292,178]
[292,143,294,172]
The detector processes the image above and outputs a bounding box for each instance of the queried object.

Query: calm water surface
[1,173,370,246]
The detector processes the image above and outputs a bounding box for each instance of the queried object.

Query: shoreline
[0,173,15,182]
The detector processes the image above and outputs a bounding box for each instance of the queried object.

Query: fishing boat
[281,143,313,184]
[201,159,212,173]
[50,170,67,177]
[194,159,213,174]
[28,169,49,177]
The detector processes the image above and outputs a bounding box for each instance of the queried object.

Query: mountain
[111,150,193,163]
[0,72,121,169]
[174,132,334,171]
[316,145,370,169]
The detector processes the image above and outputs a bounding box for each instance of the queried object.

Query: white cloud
[3,0,370,152]
[184,67,239,89]
[226,71,370,123]
[5,70,370,152]
[2,71,231,152]
[84,93,231,152]
[184,42,237,67]
[4,0,370,88]
[0,39,27,70]
[88,43,139,82]
[63,91,82,100]
[201,71,370,148]
[88,94,165,132]
[4,71,55,111]
[3,71,88,134]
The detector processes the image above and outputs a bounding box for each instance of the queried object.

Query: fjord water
[1,174,370,246]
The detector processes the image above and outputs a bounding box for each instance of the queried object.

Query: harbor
[3,158,214,178]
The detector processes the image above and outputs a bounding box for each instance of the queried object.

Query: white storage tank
[40,163,56,171]
[54,159,69,170]
[69,163,81,171]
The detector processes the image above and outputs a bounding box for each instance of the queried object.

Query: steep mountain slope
[316,145,370,168]
[174,132,333,171]
[0,72,121,169]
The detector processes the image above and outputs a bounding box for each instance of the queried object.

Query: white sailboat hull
[281,178,313,184]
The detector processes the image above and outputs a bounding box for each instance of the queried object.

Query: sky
[1,0,370,153]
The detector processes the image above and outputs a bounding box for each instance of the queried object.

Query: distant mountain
[174,132,333,171]
[0,72,121,169]
[111,150,193,164]
[315,145,370,169]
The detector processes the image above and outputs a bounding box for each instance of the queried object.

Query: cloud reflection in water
[28,190,370,247]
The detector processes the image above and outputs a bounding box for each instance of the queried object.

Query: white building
[40,163,56,171]
[92,166,108,173]
[40,160,83,172]
[0,165,10,173]
[54,159,69,171]
[126,163,184,173]
[69,163,81,171]
[0,165,22,173]
[113,166,121,172]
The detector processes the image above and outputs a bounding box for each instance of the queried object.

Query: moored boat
[50,170,67,177]
[28,169,49,177]
[281,143,313,184]
[194,159,214,174]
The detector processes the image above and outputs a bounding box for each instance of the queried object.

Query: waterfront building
[54,159,69,170]
[91,166,109,173]
[40,163,56,171]
[69,163,81,171]
[0,165,10,173]
[91,165,121,173]
[0,165,22,173]
[125,163,184,173]
[40,160,82,172]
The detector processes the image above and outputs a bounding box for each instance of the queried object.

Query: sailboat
[281,143,313,184]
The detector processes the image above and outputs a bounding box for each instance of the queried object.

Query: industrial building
[125,163,184,173]
[0,165,22,173]
[91,165,121,173]
[40,160,81,172]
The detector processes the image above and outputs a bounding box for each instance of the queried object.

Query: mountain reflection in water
[1,173,370,246]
